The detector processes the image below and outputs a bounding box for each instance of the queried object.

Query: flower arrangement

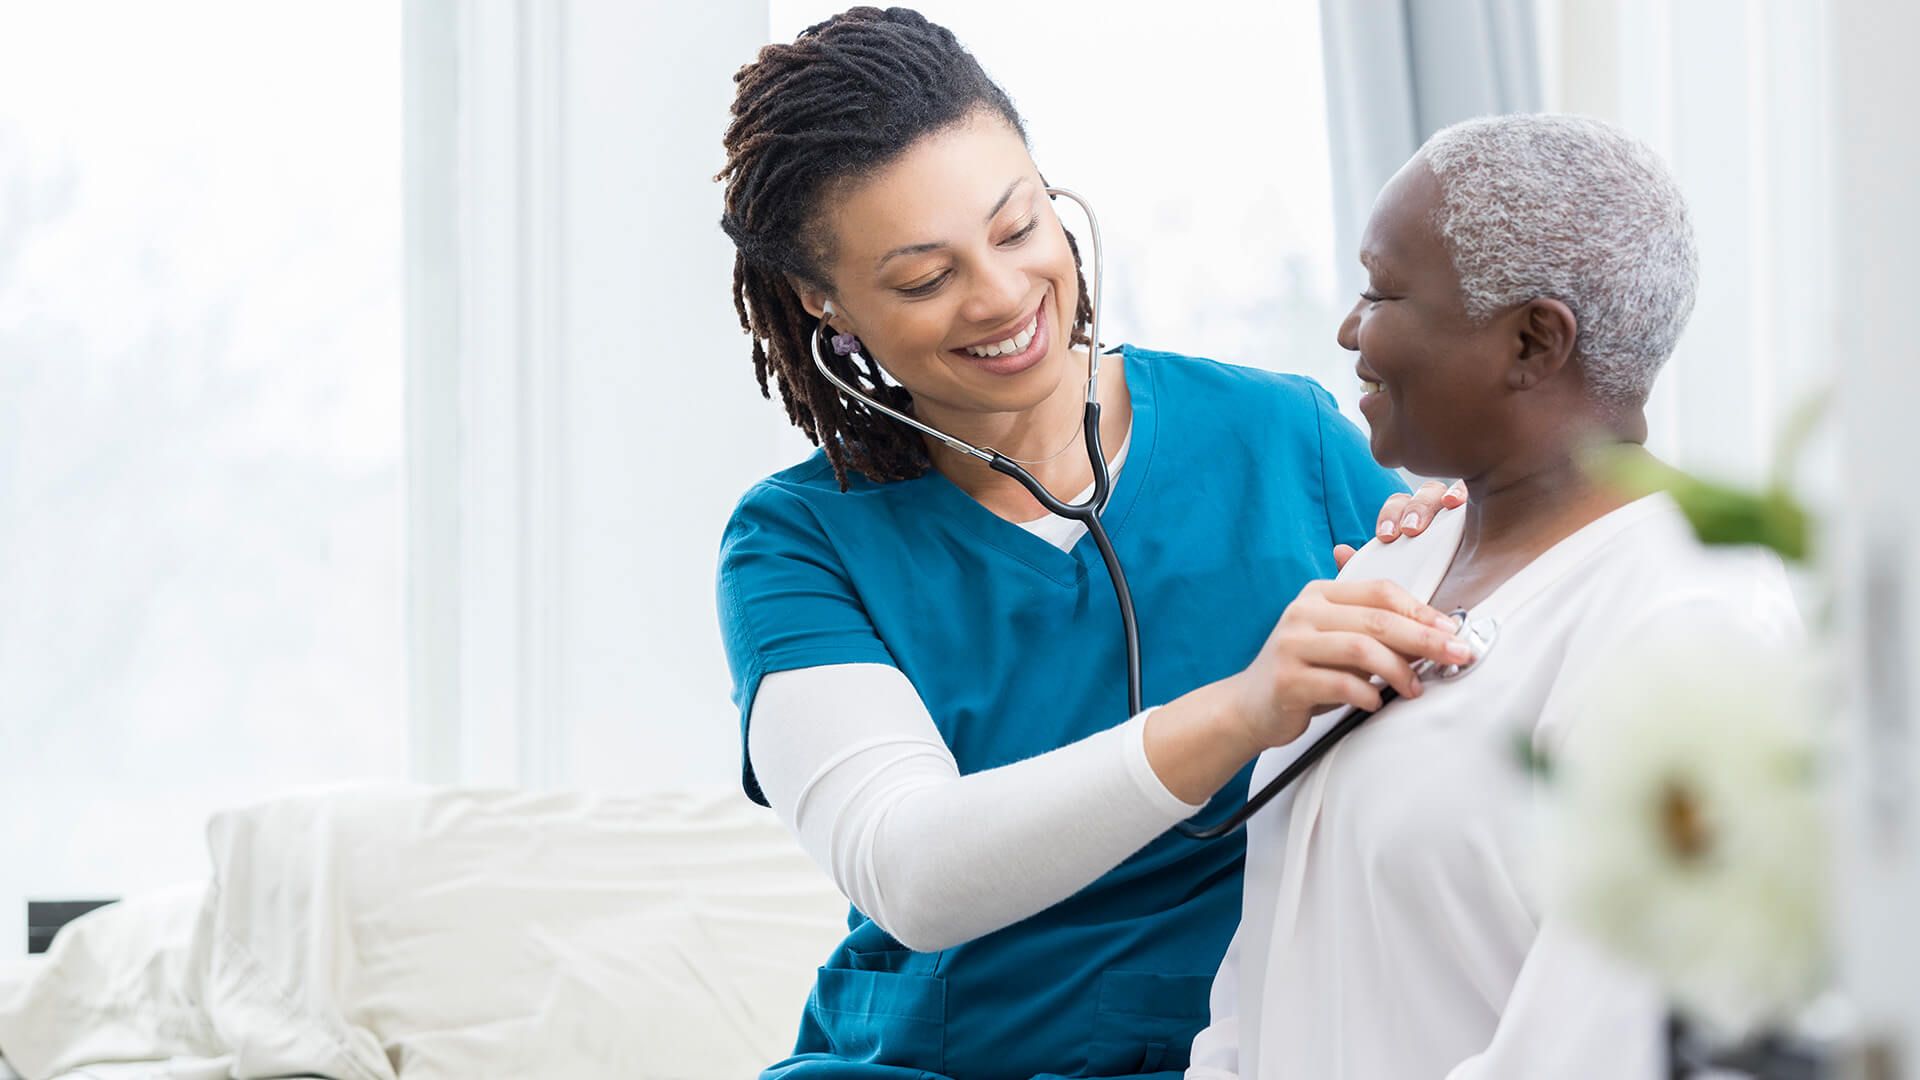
[1545,393,1836,1072]
[1545,625,1825,1036]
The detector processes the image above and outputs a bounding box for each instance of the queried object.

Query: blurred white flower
[1546,621,1827,1037]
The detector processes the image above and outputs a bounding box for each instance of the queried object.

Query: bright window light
[0,2,403,942]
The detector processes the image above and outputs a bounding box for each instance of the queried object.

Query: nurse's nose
[962,255,1029,328]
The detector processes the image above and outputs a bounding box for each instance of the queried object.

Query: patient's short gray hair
[1419,114,1697,406]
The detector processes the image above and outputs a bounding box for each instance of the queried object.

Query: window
[0,3,403,939]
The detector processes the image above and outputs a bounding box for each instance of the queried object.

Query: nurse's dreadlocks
[717,6,1093,490]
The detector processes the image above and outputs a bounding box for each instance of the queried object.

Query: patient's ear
[1508,298,1578,391]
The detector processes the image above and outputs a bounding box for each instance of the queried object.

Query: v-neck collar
[919,345,1159,587]
[1410,492,1675,624]
[1272,492,1678,944]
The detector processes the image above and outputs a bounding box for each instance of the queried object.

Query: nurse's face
[1336,158,1519,478]
[798,109,1083,420]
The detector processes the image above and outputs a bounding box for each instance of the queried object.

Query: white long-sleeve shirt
[1186,495,1801,1080]
[746,432,1215,953]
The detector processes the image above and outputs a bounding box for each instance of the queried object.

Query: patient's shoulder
[1333,504,1466,591]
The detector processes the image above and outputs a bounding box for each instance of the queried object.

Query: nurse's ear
[788,275,845,332]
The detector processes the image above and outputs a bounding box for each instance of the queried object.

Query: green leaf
[1586,448,1812,563]
[1513,729,1555,780]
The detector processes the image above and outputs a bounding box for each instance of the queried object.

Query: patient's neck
[1429,441,1644,613]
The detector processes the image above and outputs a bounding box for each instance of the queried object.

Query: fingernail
[1401,511,1421,531]
[1430,613,1458,631]
[1378,518,1397,538]
[1408,678,1424,697]
[1446,639,1474,661]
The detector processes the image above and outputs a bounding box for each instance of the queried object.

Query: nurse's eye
[998,218,1039,246]
[1359,290,1387,303]
[898,271,951,298]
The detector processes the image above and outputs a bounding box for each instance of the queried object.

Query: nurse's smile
[949,291,1052,376]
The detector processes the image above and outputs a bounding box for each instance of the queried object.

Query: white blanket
[0,786,845,1079]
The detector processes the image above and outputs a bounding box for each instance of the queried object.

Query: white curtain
[1318,0,1543,300]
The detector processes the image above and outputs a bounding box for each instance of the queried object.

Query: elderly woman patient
[1185,115,1800,1079]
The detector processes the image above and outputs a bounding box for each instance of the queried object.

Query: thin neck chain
[995,417,1087,465]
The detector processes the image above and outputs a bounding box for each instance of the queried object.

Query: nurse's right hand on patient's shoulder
[1368,479,1469,549]
[1334,481,1466,569]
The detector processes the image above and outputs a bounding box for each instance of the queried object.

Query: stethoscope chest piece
[1174,606,1502,841]
[1423,609,1499,681]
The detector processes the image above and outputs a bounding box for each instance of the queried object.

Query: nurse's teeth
[965,315,1038,358]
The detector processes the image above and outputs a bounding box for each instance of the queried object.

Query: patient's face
[1336,158,1518,477]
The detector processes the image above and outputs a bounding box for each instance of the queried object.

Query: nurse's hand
[1342,480,1468,568]
[1142,578,1471,805]
[1228,579,1472,749]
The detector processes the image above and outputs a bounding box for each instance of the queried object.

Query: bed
[0,786,846,1079]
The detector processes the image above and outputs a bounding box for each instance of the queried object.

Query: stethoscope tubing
[1171,688,1402,840]
[986,403,1143,717]
[812,186,1140,717]
[806,183,1445,843]
[1173,610,1494,839]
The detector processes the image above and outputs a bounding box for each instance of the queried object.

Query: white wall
[1827,0,1920,1064]
[553,0,803,791]
[1540,0,1833,494]
[408,0,792,793]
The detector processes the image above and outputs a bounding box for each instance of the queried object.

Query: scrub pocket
[1086,970,1213,1075]
[811,965,948,1073]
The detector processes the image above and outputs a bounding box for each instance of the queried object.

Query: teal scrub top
[717,347,1405,1080]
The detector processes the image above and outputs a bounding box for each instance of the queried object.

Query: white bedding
[0,785,845,1079]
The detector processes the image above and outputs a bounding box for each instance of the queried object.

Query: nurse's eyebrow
[874,178,1028,273]
[984,177,1026,223]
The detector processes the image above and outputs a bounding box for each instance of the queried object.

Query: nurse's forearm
[751,664,1205,953]
[1142,677,1264,805]
[864,710,1208,950]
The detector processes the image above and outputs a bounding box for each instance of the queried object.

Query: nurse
[714,9,1467,1078]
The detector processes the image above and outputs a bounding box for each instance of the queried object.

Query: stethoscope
[1174,611,1500,839]
[812,187,1497,840]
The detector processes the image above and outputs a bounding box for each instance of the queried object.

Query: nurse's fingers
[1317,606,1472,670]
[1389,480,1455,539]
[1371,492,1413,541]
[1291,632,1422,701]
[1301,582,1466,667]
[1290,668,1386,715]
[1312,578,1451,629]
[1332,543,1358,570]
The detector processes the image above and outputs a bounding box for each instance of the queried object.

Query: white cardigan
[1186,495,1801,1079]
